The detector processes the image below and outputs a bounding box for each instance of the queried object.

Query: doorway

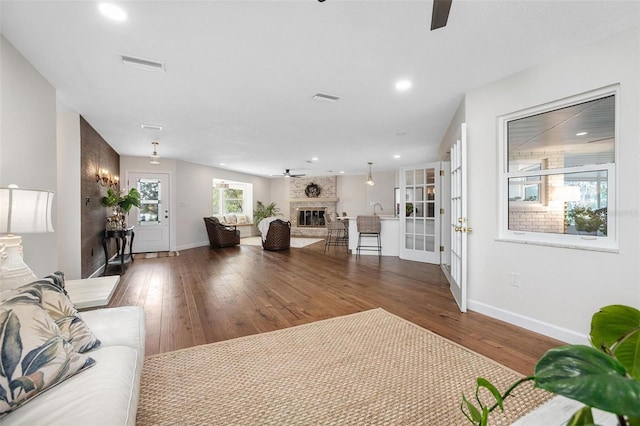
[128,172,170,253]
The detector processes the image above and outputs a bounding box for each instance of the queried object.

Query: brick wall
[289,176,337,237]
[508,151,565,233]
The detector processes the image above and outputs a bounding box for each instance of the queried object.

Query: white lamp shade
[0,187,55,234]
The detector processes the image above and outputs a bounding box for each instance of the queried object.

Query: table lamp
[0,185,55,290]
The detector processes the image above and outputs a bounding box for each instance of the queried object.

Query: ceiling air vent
[121,54,165,72]
[312,93,340,102]
[140,124,163,131]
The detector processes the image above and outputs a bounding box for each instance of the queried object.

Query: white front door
[399,163,440,263]
[128,172,170,253]
[445,123,469,312]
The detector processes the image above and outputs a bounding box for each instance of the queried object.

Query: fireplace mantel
[289,197,339,203]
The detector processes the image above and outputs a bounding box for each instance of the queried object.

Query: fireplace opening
[297,207,327,227]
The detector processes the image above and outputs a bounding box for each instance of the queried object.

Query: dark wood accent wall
[80,116,119,278]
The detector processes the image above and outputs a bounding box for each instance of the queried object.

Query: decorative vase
[106,207,127,231]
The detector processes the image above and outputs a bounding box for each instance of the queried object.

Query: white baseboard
[468,299,589,345]
[176,241,209,251]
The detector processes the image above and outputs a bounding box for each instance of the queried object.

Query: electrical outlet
[510,272,521,287]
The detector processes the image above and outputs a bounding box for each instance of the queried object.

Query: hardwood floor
[107,241,563,375]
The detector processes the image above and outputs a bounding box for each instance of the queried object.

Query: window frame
[497,85,619,252]
[212,180,254,218]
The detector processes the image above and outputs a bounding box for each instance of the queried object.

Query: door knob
[455,226,462,232]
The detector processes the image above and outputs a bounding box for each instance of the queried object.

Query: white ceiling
[1,0,638,178]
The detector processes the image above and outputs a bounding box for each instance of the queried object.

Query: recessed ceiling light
[311,157,319,161]
[99,3,127,21]
[394,155,401,159]
[395,79,412,91]
[576,131,588,136]
[219,163,226,166]
[340,171,345,174]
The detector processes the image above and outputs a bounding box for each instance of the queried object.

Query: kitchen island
[342,216,400,256]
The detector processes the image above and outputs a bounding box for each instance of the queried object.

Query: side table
[102,226,135,275]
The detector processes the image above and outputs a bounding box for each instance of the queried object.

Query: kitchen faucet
[373,203,383,215]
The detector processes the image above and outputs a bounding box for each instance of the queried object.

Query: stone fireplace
[289,176,338,237]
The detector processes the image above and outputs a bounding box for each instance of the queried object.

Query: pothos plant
[462,305,640,426]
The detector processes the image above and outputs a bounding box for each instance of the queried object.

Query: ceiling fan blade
[430,0,452,31]
[283,169,305,178]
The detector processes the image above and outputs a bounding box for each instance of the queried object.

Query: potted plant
[253,201,281,226]
[567,205,607,235]
[101,188,141,230]
[462,304,640,425]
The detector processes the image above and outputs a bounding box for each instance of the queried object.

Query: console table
[102,227,134,275]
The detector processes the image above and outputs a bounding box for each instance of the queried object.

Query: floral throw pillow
[0,292,95,417]
[0,277,101,353]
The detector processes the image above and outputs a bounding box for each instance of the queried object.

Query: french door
[399,163,440,263]
[128,172,170,253]
[445,123,469,312]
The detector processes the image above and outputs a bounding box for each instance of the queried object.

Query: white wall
[461,27,640,343]
[0,35,59,278]
[337,171,397,217]
[120,157,273,251]
[56,112,82,278]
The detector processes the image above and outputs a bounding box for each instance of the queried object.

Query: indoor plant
[567,205,607,235]
[254,201,281,225]
[462,305,640,425]
[101,188,141,230]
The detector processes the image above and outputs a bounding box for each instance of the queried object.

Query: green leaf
[534,345,640,417]
[628,417,640,426]
[591,304,640,380]
[462,394,483,423]
[566,406,594,426]
[477,377,504,411]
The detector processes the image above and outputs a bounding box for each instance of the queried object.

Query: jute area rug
[137,309,551,425]
[240,236,324,248]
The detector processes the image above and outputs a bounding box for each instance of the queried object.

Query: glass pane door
[400,163,440,263]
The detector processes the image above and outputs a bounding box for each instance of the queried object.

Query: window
[138,178,160,224]
[498,86,617,251]
[212,179,253,218]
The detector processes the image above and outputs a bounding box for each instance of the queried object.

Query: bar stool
[356,215,381,258]
[324,215,349,253]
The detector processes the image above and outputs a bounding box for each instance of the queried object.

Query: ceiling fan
[430,0,453,31]
[283,169,306,178]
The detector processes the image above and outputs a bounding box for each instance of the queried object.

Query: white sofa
[3,306,146,426]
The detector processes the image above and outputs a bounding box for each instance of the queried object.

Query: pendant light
[150,141,160,165]
[366,162,375,186]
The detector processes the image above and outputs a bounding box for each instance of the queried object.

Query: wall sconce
[110,175,120,189]
[96,168,119,188]
[96,168,110,186]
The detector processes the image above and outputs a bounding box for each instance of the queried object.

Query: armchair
[203,217,240,248]
[262,219,291,251]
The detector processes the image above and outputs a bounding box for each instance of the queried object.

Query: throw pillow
[0,277,101,353]
[0,292,95,417]
[224,214,237,224]
[236,215,247,224]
